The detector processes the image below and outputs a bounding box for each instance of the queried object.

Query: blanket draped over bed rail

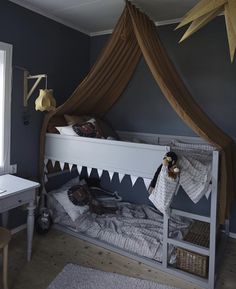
[39,0,236,224]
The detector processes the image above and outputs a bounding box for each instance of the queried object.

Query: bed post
[162,213,169,268]
[208,150,219,289]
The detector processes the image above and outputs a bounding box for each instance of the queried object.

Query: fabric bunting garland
[69,163,73,172]
[43,159,152,190]
[118,173,125,183]
[76,165,83,175]
[97,169,103,178]
[51,159,56,168]
[130,175,138,186]
[59,162,64,171]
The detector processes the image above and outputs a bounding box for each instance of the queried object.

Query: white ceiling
[10,0,198,36]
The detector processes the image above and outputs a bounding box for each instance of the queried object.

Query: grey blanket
[50,198,190,263]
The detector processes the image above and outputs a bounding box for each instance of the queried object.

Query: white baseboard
[10,223,27,235]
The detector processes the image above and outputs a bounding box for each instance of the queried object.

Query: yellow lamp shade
[35,89,56,112]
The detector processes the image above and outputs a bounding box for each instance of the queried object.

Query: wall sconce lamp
[23,70,56,111]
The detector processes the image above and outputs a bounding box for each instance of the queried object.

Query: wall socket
[10,164,17,174]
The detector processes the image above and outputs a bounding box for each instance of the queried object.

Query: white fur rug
[47,264,179,289]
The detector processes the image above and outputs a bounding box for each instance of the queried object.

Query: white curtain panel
[0,50,5,174]
[0,45,11,175]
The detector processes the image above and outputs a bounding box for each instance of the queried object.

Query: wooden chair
[0,227,11,289]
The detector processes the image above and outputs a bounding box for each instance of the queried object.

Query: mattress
[48,193,191,264]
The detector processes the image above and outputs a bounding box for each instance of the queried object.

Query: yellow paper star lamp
[176,0,236,62]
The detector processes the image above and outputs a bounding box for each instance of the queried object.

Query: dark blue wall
[90,17,236,232]
[0,0,90,228]
[0,0,89,180]
[90,17,236,138]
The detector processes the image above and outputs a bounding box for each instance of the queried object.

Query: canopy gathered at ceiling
[40,0,236,224]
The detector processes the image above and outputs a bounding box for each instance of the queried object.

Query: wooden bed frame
[44,131,227,289]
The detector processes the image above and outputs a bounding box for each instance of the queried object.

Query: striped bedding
[50,198,190,263]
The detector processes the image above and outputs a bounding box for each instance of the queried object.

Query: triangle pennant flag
[118,173,125,183]
[108,171,114,181]
[44,159,48,166]
[44,165,48,173]
[76,165,83,174]
[87,167,92,176]
[44,174,48,183]
[69,163,73,172]
[59,161,65,171]
[130,175,138,186]
[97,169,103,178]
[143,178,151,190]
[51,160,56,168]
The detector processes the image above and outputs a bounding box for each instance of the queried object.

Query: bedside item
[176,221,210,278]
[0,174,40,261]
[0,227,11,289]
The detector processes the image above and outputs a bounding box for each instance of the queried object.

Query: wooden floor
[1,229,236,289]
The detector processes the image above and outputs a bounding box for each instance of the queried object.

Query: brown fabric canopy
[40,1,236,224]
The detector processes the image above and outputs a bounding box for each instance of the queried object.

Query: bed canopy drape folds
[40,1,235,224]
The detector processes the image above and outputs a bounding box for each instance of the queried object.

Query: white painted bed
[44,131,227,289]
[45,133,169,185]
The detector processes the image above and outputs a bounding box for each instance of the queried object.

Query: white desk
[0,174,40,261]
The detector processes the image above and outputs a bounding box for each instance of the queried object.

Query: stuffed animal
[148,151,180,194]
[67,184,118,215]
[163,151,180,179]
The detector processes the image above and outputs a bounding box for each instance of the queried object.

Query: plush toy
[67,183,118,215]
[148,151,180,194]
[163,151,180,179]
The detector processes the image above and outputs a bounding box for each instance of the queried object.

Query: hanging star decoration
[176,0,236,62]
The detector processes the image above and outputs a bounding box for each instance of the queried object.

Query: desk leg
[27,200,35,261]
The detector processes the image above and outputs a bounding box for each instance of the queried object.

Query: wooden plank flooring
[1,229,236,289]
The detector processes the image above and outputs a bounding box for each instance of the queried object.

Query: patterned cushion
[64,114,119,140]
[72,119,102,138]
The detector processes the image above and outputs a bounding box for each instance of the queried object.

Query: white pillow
[51,177,88,221]
[55,125,78,136]
[53,190,89,222]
